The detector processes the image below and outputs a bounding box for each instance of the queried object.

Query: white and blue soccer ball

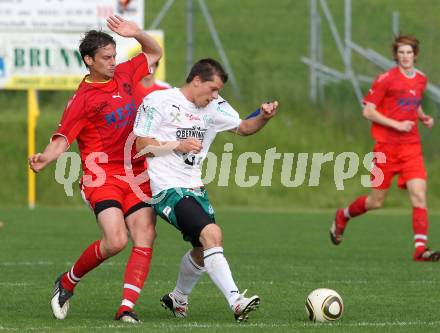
[305,288,344,322]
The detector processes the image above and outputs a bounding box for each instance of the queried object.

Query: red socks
[61,240,105,292]
[413,207,429,252]
[347,195,368,218]
[117,247,153,314]
[60,243,153,314]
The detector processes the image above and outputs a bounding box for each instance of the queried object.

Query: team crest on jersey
[169,105,182,123]
[176,126,207,140]
[95,101,109,113]
[170,111,181,123]
[123,83,132,95]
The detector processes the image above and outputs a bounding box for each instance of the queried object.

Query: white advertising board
[0,30,165,90]
[0,0,144,32]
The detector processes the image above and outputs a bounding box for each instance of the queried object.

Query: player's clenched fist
[260,101,278,119]
[28,153,49,173]
[175,138,202,154]
[395,120,415,132]
[420,115,434,129]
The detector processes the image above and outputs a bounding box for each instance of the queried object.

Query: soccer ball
[305,288,344,322]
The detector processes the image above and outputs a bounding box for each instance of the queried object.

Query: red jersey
[53,53,150,175]
[363,67,427,144]
[134,79,171,106]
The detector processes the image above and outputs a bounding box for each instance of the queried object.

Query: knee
[145,225,157,244]
[142,222,157,240]
[411,191,426,208]
[104,233,128,256]
[199,224,223,247]
[367,196,384,210]
[131,222,157,246]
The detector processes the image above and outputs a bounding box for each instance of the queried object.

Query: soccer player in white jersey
[133,58,278,321]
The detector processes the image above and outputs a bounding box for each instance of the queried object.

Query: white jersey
[133,88,241,195]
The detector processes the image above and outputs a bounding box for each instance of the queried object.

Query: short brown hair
[392,35,419,61]
[79,30,116,67]
[186,58,228,84]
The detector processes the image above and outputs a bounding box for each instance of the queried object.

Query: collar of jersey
[395,66,416,80]
[83,75,117,92]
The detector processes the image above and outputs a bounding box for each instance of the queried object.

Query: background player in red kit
[330,35,440,262]
[28,15,162,322]
[133,60,171,107]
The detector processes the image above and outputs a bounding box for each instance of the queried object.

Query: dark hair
[392,34,419,61]
[186,58,228,84]
[79,30,116,67]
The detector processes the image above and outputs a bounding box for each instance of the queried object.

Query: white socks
[203,247,240,306]
[172,250,205,303]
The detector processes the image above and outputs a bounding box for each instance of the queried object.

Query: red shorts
[371,142,426,190]
[80,172,152,217]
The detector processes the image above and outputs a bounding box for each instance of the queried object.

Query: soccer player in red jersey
[330,35,440,262]
[28,15,162,322]
[133,60,171,107]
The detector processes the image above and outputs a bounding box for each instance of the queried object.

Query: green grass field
[1,207,440,333]
[3,2,440,331]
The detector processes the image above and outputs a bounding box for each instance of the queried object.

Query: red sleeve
[422,75,428,93]
[363,72,390,107]
[51,94,88,145]
[116,53,151,86]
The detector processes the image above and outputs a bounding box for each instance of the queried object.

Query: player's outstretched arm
[235,101,278,136]
[106,15,162,65]
[28,136,69,173]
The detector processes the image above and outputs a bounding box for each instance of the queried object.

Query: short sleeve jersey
[53,53,150,175]
[363,67,427,144]
[133,88,241,195]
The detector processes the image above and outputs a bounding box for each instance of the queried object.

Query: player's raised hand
[260,101,279,119]
[395,120,415,132]
[107,15,141,38]
[175,138,202,154]
[420,115,434,128]
[28,153,49,173]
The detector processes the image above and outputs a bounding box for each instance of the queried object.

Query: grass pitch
[1,207,440,332]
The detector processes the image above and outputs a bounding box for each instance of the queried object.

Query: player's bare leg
[52,207,127,319]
